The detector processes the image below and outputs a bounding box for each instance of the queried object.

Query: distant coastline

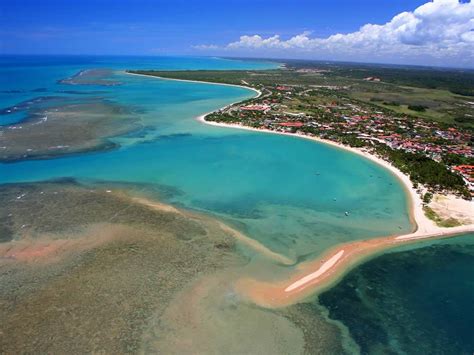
[125,71,262,97]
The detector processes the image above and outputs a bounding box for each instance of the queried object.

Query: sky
[1,0,473,67]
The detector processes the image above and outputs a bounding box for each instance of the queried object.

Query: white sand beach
[196,115,473,238]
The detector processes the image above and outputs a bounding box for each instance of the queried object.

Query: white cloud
[192,44,219,50]
[193,0,474,67]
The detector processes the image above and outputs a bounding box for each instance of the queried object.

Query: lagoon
[0,56,412,260]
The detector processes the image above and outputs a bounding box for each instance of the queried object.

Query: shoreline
[196,117,473,236]
[235,224,474,308]
[130,72,474,307]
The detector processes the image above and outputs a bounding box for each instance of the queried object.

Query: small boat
[333,198,337,201]
[344,211,350,216]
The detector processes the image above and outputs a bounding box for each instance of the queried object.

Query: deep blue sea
[1,55,471,353]
[319,233,474,355]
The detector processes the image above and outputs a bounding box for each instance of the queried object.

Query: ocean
[0,55,470,353]
[319,233,474,355]
[0,55,411,258]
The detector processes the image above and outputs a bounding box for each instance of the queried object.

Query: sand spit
[235,223,474,308]
[285,250,345,292]
[215,220,294,265]
[130,195,182,214]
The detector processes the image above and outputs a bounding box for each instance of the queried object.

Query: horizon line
[1,53,473,71]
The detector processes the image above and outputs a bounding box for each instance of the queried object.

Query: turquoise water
[0,55,411,260]
[2,55,472,352]
[0,58,410,257]
[319,233,474,355]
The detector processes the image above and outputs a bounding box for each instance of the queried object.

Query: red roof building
[279,122,304,127]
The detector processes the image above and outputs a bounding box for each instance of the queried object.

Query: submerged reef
[58,68,122,86]
[0,180,239,352]
[0,96,142,162]
[0,180,347,354]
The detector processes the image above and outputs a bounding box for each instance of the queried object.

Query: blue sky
[1,0,473,67]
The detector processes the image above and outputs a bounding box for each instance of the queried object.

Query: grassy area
[350,85,473,129]
[283,59,474,96]
[423,206,462,227]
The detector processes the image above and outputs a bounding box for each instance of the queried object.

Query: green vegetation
[375,146,469,198]
[423,192,433,204]
[442,153,474,166]
[350,86,473,130]
[423,206,462,227]
[408,105,427,112]
[284,59,474,96]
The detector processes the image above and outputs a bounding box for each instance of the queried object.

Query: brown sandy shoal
[140,261,346,354]
[0,180,351,353]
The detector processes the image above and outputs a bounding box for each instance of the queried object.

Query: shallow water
[0,180,248,353]
[0,56,411,261]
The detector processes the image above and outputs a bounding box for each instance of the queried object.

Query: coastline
[196,116,473,236]
[125,71,262,97]
[125,71,470,237]
[130,72,473,307]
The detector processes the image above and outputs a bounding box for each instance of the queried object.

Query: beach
[196,117,472,228]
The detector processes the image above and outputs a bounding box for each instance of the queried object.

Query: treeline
[340,68,474,96]
[375,146,470,198]
[285,60,474,96]
[126,69,356,87]
[206,112,238,122]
